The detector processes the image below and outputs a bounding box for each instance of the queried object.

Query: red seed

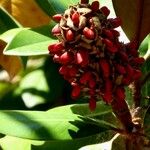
[105,80,112,92]
[75,50,89,67]
[59,65,68,75]
[83,27,95,40]
[53,54,60,62]
[89,79,96,88]
[122,76,131,85]
[66,30,74,41]
[128,49,139,56]
[89,98,96,111]
[100,6,110,17]
[119,52,128,62]
[71,84,81,99]
[102,92,112,104]
[48,42,64,54]
[80,72,92,84]
[72,12,80,26]
[116,64,126,74]
[126,65,134,77]
[60,52,73,64]
[115,87,125,101]
[110,29,120,37]
[132,57,145,65]
[52,14,62,22]
[99,59,110,78]
[102,29,114,39]
[102,38,113,48]
[107,45,118,53]
[126,41,138,50]
[52,24,61,35]
[133,69,142,80]
[91,1,100,12]
[109,17,122,28]
[69,66,78,77]
[80,0,89,4]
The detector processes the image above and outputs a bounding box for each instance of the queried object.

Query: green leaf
[139,35,150,106]
[19,59,65,108]
[35,0,92,16]
[0,103,115,140]
[31,134,103,150]
[3,24,57,56]
[79,134,126,150]
[0,135,44,150]
[139,34,150,58]
[112,0,150,43]
[0,7,21,34]
[143,105,150,139]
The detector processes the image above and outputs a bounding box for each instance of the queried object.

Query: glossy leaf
[112,0,150,44]
[3,24,57,56]
[144,105,150,139]
[79,134,126,150]
[0,135,44,150]
[19,59,65,108]
[0,6,21,34]
[31,134,103,150]
[139,34,150,106]
[35,0,92,16]
[0,103,115,140]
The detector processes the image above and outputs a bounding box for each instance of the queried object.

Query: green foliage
[139,34,150,106]
[0,103,115,141]
[0,7,21,34]
[3,25,57,56]
[144,105,150,139]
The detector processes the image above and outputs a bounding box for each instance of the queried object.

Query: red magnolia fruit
[83,27,95,40]
[99,59,110,78]
[108,17,122,28]
[66,30,74,41]
[48,0,144,111]
[72,12,80,26]
[89,98,96,111]
[71,84,81,99]
[100,6,110,17]
[52,14,62,22]
[91,1,100,12]
[48,42,64,54]
[60,52,73,64]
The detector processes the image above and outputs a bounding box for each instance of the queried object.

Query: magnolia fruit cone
[0,0,50,27]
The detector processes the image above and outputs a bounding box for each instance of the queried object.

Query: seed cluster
[48,0,144,110]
